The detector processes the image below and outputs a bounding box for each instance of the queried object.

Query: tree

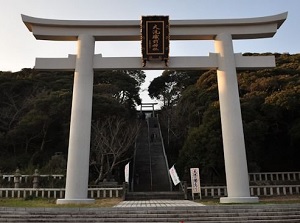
[156,70,219,167]
[148,70,202,107]
[94,70,145,110]
[90,116,140,184]
[2,53,300,178]
[177,102,225,184]
[0,74,36,134]
[0,68,144,172]
[237,54,300,171]
[164,53,300,180]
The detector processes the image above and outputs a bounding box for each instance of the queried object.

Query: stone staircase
[129,117,175,199]
[1,204,300,222]
[148,117,171,192]
[132,121,152,192]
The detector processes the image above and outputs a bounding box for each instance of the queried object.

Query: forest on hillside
[1,53,300,185]
[0,69,145,183]
[150,53,300,184]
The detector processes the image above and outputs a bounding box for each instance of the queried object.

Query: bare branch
[90,116,140,183]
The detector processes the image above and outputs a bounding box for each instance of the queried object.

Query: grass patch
[0,197,122,208]
[195,198,220,205]
[195,195,300,205]
[259,195,300,204]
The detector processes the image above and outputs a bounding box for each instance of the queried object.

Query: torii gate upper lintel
[22,12,287,204]
[22,12,287,41]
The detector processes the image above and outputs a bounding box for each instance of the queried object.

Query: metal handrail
[157,114,172,191]
[146,118,153,191]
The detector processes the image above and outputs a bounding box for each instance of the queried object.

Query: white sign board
[124,162,130,183]
[190,168,201,194]
[169,165,180,186]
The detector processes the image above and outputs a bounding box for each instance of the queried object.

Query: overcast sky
[1,0,299,105]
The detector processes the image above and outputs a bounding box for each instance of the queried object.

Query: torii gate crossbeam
[22,12,287,204]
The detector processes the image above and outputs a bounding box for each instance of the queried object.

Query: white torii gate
[22,12,287,204]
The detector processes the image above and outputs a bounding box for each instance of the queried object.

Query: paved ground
[114,200,205,208]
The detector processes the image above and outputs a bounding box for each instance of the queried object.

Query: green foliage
[1,53,300,186]
[148,70,203,107]
[24,195,37,201]
[177,104,224,184]
[42,153,67,174]
[94,70,145,109]
[235,54,300,171]
[155,53,300,184]
[0,69,144,174]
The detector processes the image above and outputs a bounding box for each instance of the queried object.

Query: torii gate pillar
[57,34,95,204]
[215,33,257,203]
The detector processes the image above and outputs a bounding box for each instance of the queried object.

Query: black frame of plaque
[141,16,170,66]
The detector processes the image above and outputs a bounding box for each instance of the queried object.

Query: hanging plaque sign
[141,15,170,67]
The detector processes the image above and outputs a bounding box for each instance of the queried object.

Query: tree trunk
[95,154,105,184]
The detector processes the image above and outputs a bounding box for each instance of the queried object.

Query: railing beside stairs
[157,114,172,191]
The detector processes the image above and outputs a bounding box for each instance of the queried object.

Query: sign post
[190,168,201,200]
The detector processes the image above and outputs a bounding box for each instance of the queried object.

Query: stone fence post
[33,169,40,188]
[122,182,128,200]
[14,169,21,188]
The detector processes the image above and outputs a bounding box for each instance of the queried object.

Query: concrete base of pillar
[56,199,95,205]
[220,196,259,204]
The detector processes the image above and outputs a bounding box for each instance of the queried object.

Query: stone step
[3,212,300,218]
[0,219,300,223]
[125,191,185,200]
[133,117,171,193]
[1,216,300,223]
[1,205,300,222]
